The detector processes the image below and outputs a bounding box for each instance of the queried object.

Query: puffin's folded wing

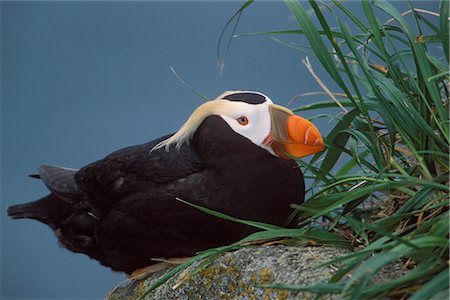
[38,164,81,203]
[74,135,204,209]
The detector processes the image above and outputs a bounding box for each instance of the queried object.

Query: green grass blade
[311,108,360,177]
[361,262,443,298]
[265,282,345,294]
[374,0,448,128]
[136,249,224,299]
[331,0,369,33]
[169,67,209,101]
[216,0,254,72]
[284,0,358,106]
[439,0,449,61]
[175,197,282,231]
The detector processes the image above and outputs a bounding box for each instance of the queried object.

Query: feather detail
[151,100,233,152]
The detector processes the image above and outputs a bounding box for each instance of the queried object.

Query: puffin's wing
[38,165,81,203]
[74,134,204,209]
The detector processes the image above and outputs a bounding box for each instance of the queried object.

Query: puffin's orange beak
[265,104,324,159]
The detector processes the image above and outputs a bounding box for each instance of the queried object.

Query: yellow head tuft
[151,99,234,152]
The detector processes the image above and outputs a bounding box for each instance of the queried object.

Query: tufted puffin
[7,91,324,274]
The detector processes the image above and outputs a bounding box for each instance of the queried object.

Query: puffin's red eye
[237,116,248,126]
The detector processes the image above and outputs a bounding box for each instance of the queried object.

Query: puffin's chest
[165,159,302,216]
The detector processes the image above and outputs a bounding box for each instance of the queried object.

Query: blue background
[1,1,439,299]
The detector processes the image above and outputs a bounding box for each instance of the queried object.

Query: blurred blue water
[1,1,439,299]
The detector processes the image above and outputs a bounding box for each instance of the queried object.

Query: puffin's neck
[192,115,272,165]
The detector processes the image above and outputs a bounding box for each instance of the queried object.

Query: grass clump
[139,1,449,299]
[258,0,449,298]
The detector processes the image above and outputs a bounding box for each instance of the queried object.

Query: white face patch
[151,91,276,156]
[219,100,273,147]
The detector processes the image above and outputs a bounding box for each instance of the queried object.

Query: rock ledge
[107,245,403,299]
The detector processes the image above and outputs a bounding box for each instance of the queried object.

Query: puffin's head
[152,91,324,159]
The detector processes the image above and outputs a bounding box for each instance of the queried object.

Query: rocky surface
[106,245,404,300]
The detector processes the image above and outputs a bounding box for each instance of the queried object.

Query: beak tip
[268,107,325,159]
[315,137,325,148]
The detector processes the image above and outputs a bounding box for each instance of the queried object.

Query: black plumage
[7,91,322,274]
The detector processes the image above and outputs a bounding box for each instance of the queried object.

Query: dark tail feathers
[7,194,72,230]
